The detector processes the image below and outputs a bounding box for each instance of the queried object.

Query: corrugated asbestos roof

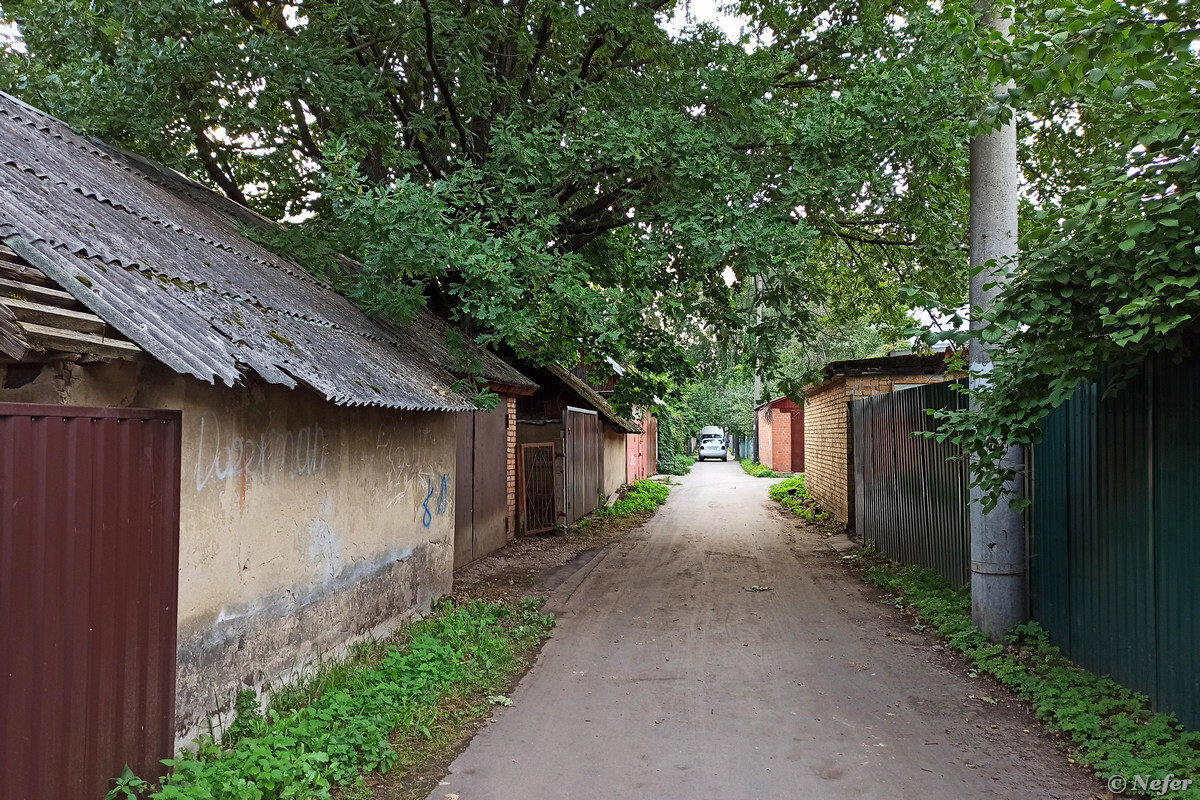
[546,364,643,434]
[0,92,531,410]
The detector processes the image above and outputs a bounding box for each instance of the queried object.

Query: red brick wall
[803,374,947,525]
[756,406,774,469]
[772,410,793,472]
[505,395,517,541]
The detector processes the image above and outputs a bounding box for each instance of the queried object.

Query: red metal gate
[454,406,509,568]
[625,412,658,482]
[0,403,181,800]
[563,407,603,524]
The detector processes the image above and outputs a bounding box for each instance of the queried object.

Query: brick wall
[505,395,517,541]
[804,373,948,525]
[756,406,774,469]
[772,411,793,472]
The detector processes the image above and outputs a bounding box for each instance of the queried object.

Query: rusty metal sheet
[564,408,604,524]
[0,402,180,800]
[471,405,509,558]
[454,413,476,569]
[453,406,512,567]
[851,380,969,587]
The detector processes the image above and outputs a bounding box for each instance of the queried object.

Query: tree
[931,0,1199,506]
[1,0,975,402]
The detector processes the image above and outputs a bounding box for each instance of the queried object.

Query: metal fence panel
[0,403,181,800]
[852,380,969,587]
[1152,359,1200,726]
[1030,353,1200,729]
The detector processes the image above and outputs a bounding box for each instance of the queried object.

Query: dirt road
[431,459,1101,799]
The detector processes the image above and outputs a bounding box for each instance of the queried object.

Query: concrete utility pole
[969,4,1027,640]
[752,275,763,464]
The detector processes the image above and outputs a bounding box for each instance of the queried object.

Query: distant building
[803,354,957,525]
[755,397,804,473]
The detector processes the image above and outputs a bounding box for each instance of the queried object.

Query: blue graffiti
[437,474,449,515]
[422,478,434,527]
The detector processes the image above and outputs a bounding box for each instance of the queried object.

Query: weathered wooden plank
[0,277,83,309]
[1,297,108,335]
[0,301,29,359]
[0,261,58,289]
[17,321,142,359]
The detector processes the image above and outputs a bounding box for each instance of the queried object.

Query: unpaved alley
[431,460,1101,800]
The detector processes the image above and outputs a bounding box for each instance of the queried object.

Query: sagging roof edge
[5,234,485,412]
[545,364,643,434]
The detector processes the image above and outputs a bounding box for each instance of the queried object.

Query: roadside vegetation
[847,548,1200,799]
[601,479,670,517]
[740,459,778,478]
[107,599,554,800]
[767,475,829,523]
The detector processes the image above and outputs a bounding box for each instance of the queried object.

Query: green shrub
[740,458,777,478]
[602,479,670,517]
[767,474,828,521]
[110,599,554,800]
[659,453,694,475]
[849,549,1200,799]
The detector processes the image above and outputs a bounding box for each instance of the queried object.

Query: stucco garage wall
[0,358,457,747]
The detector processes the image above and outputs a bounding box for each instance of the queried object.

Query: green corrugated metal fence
[852,380,969,587]
[1030,352,1200,730]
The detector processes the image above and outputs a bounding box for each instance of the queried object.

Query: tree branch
[418,0,472,154]
[192,126,249,205]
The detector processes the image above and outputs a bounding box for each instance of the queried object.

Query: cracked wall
[1,359,456,748]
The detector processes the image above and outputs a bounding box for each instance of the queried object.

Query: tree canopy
[929,0,1199,505]
[1,0,974,404]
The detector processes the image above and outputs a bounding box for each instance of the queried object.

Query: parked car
[697,428,728,462]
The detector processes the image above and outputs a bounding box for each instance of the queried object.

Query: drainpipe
[969,2,1027,640]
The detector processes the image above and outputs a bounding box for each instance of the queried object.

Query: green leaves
[116,600,553,800]
[1,0,972,402]
[929,0,1199,506]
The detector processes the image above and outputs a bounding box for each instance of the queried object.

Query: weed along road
[431,460,1100,800]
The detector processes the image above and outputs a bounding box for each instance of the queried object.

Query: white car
[698,437,728,461]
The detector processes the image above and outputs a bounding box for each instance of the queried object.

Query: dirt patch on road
[776,510,1108,799]
[362,506,659,800]
[451,508,656,604]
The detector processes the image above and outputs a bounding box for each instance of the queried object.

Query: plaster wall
[0,358,456,747]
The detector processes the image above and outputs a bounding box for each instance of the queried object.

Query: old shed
[0,91,531,796]
[755,396,803,473]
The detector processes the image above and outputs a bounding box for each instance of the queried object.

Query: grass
[601,478,670,517]
[767,474,830,523]
[107,599,555,800]
[846,548,1200,799]
[739,458,778,478]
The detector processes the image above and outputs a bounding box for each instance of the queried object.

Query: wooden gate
[563,407,603,524]
[519,443,557,534]
[454,405,509,568]
[0,403,181,800]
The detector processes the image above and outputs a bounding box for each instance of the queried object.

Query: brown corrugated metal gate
[0,403,181,800]
[564,407,603,524]
[454,406,509,568]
